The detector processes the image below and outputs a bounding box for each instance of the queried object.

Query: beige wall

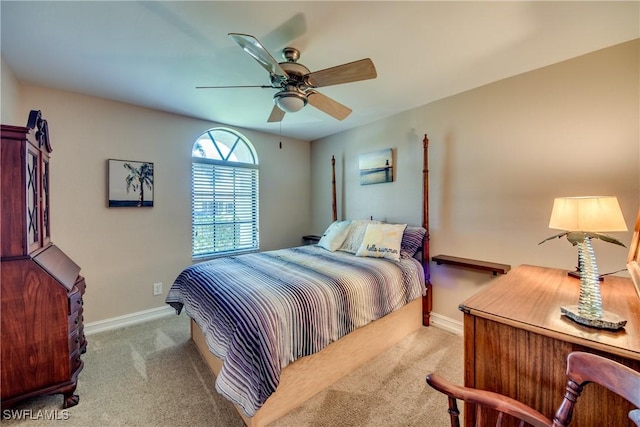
[310,40,640,323]
[1,56,20,124]
[5,85,310,323]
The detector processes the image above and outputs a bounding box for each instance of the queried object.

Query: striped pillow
[400,226,426,259]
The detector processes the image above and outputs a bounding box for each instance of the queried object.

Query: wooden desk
[460,264,640,427]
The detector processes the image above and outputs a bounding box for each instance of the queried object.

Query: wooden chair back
[426,373,553,427]
[553,351,640,426]
[427,351,640,427]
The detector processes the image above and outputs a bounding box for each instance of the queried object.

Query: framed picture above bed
[108,159,154,207]
[359,148,393,185]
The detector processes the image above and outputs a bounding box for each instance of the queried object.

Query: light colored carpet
[1,314,462,426]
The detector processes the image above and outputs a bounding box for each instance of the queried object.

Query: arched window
[191,128,259,259]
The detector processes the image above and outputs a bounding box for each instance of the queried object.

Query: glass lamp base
[561,305,627,330]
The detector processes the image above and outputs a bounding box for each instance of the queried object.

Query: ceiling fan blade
[267,105,285,123]
[307,91,352,121]
[196,85,273,89]
[305,58,377,88]
[228,33,288,80]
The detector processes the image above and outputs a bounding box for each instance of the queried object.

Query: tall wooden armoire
[1,110,86,409]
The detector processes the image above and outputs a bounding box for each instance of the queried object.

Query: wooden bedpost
[331,155,337,222]
[422,134,433,326]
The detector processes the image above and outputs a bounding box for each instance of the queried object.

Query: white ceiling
[1,1,638,141]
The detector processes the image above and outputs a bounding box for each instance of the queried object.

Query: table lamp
[541,196,628,330]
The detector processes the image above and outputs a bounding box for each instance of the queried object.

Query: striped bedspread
[166,245,425,417]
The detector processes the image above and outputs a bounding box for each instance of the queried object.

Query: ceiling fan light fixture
[274,90,308,113]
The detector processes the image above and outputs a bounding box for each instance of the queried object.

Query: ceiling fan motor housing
[271,51,312,113]
[271,61,310,87]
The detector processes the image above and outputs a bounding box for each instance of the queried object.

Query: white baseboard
[84,305,176,336]
[430,312,463,336]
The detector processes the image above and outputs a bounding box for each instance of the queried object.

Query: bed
[166,135,433,427]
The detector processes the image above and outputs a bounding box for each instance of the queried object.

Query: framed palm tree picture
[108,159,154,207]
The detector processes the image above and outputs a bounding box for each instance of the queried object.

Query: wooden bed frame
[190,134,433,426]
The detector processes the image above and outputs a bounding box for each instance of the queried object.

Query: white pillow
[317,220,351,252]
[338,219,381,254]
[355,223,407,261]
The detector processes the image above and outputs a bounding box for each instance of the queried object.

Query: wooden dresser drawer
[68,308,83,332]
[68,329,81,354]
[78,326,87,354]
[69,349,83,373]
[68,289,83,315]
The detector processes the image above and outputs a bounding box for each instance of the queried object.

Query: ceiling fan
[197,33,377,122]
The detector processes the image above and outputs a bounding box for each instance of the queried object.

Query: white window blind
[192,160,259,259]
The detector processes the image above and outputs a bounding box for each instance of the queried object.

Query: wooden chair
[427,351,640,427]
[425,373,554,427]
[553,351,640,426]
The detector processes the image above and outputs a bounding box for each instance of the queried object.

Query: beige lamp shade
[549,196,627,232]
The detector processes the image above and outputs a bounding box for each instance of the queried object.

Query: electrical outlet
[153,282,163,296]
